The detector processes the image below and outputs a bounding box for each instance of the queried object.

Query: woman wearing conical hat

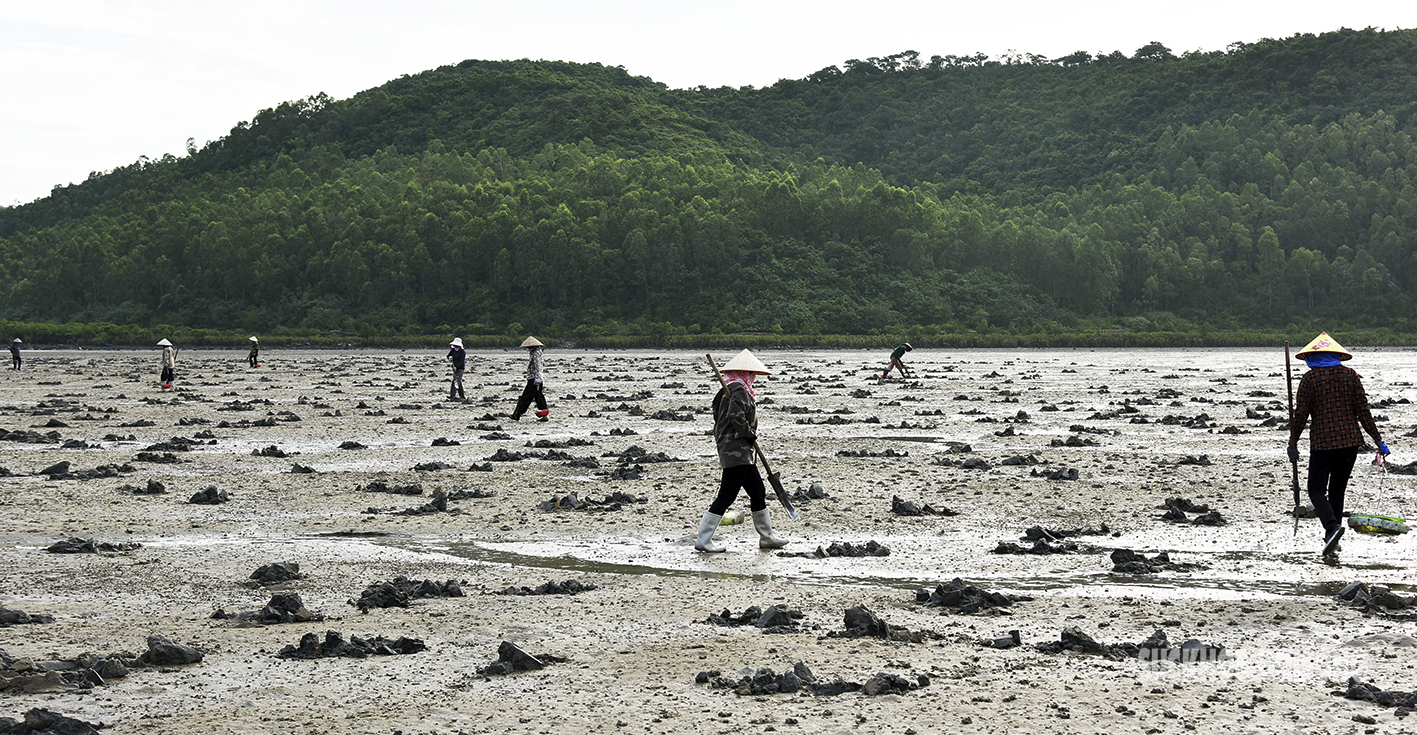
[247,336,260,368]
[696,349,788,553]
[447,337,467,402]
[509,336,549,421]
[157,339,178,390]
[9,338,20,371]
[1288,332,1388,556]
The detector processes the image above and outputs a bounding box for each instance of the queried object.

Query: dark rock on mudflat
[358,480,423,495]
[862,672,928,696]
[992,539,1087,555]
[277,630,425,659]
[1110,548,1208,574]
[132,479,167,495]
[705,605,804,632]
[1031,466,1079,480]
[134,452,186,464]
[349,576,464,611]
[917,577,1032,613]
[1191,510,1227,526]
[289,463,316,474]
[412,461,454,471]
[1023,523,1109,541]
[1336,581,1417,616]
[496,579,597,596]
[778,540,887,559]
[828,604,931,642]
[836,448,909,458]
[36,461,71,476]
[254,593,322,624]
[247,562,305,586]
[0,605,55,627]
[138,635,203,666]
[431,437,460,446]
[338,441,367,450]
[0,708,105,734]
[538,490,644,511]
[1163,497,1210,513]
[251,445,287,458]
[599,464,645,480]
[475,640,567,676]
[1335,677,1417,709]
[1134,629,1228,662]
[891,495,957,516]
[45,538,141,554]
[188,485,229,504]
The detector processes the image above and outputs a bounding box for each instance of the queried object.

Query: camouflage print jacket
[712,382,758,468]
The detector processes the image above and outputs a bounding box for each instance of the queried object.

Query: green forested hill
[3,28,1416,340]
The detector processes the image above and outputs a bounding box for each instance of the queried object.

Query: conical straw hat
[156,339,173,347]
[450,337,463,347]
[520,336,543,348]
[1294,332,1353,360]
[11,338,20,343]
[249,336,259,342]
[721,349,771,375]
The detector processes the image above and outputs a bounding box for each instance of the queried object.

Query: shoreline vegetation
[6,319,1416,350]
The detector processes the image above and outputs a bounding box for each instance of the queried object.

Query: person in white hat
[509,336,549,421]
[9,338,20,371]
[446,337,467,401]
[696,349,788,552]
[247,336,260,368]
[882,343,913,379]
[1288,332,1388,556]
[157,339,178,389]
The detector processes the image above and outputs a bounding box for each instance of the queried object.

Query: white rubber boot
[695,512,726,553]
[752,508,788,550]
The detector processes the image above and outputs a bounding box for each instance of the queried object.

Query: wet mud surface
[2,346,1417,733]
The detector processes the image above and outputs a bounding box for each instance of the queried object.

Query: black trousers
[160,367,175,383]
[10,355,18,370]
[512,379,546,417]
[1307,446,1359,538]
[709,464,768,515]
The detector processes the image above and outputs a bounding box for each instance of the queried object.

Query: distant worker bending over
[882,343,913,379]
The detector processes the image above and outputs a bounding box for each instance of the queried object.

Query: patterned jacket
[712,383,758,468]
[161,347,176,369]
[1290,365,1382,451]
[526,348,543,382]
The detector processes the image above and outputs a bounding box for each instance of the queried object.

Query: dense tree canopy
[2,28,1416,338]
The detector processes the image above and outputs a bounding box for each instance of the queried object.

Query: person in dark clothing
[882,343,913,379]
[695,349,788,552]
[1288,332,1389,557]
[447,337,467,401]
[9,338,20,370]
[509,336,548,421]
[248,336,260,368]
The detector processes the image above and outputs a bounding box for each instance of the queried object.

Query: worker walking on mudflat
[1288,332,1389,557]
[9,338,20,370]
[695,349,789,553]
[447,337,467,402]
[157,339,178,390]
[509,336,549,421]
[248,336,260,368]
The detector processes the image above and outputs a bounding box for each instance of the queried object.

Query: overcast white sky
[2,1,1415,207]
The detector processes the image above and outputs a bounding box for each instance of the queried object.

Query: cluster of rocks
[1031,466,1080,481]
[790,481,829,503]
[993,539,1090,555]
[1035,626,1225,662]
[38,461,136,481]
[133,452,184,464]
[349,577,464,611]
[277,631,425,660]
[696,662,928,697]
[375,490,459,516]
[1024,524,1111,540]
[827,605,933,643]
[0,428,61,444]
[1336,581,1417,617]
[536,491,644,512]
[1160,497,1226,525]
[358,480,423,495]
[214,593,322,625]
[836,448,908,458]
[1110,549,1209,574]
[608,445,677,463]
[598,464,646,480]
[122,479,168,495]
[0,649,132,695]
[496,579,597,596]
[411,461,455,471]
[188,485,230,504]
[245,561,306,587]
[780,540,890,558]
[527,438,594,449]
[475,641,566,676]
[1050,435,1098,447]
[0,606,53,627]
[1335,677,1417,713]
[0,709,106,735]
[704,604,805,633]
[44,538,141,554]
[916,578,1032,614]
[890,495,957,516]
[146,436,209,452]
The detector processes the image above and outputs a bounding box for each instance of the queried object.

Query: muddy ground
[1,346,1415,734]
